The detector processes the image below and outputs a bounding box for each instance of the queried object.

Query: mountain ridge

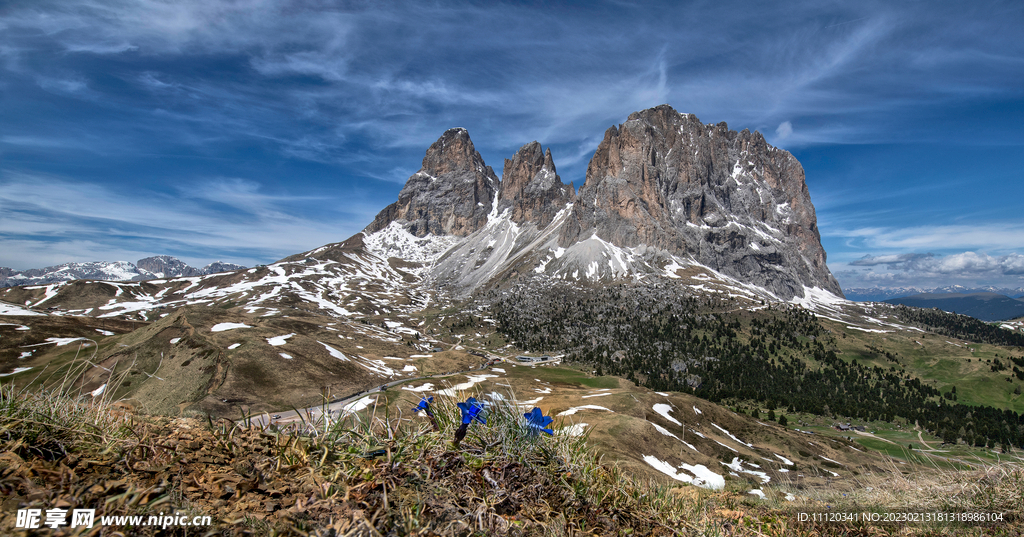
[0,256,246,288]
[364,105,842,301]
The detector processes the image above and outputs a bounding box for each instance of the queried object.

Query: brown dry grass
[1,380,1021,536]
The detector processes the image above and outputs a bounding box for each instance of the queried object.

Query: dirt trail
[852,430,896,444]
[916,430,939,451]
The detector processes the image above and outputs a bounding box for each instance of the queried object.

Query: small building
[516,355,537,363]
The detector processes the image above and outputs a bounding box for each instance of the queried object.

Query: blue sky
[1,0,1022,292]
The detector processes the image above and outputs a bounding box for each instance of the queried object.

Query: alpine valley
[2,106,1023,534]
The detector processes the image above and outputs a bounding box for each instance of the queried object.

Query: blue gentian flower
[413,396,434,414]
[524,407,554,436]
[457,397,487,425]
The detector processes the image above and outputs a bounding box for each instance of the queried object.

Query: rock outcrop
[137,255,202,278]
[201,261,248,275]
[364,128,499,238]
[497,141,575,228]
[558,105,841,298]
[134,256,245,278]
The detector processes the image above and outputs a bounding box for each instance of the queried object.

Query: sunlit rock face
[559,105,841,298]
[364,127,499,239]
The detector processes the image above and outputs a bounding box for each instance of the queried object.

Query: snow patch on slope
[642,455,724,489]
[363,222,459,268]
[653,404,682,425]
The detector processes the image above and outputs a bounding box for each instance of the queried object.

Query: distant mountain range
[883,292,1024,322]
[845,285,1024,302]
[0,255,245,288]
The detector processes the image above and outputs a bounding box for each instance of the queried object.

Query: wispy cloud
[1,135,89,149]
[0,171,374,269]
[6,1,1021,162]
[775,121,793,140]
[827,223,1024,253]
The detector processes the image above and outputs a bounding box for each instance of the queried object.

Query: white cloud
[35,76,90,96]
[850,252,1024,275]
[1,136,87,149]
[834,251,1024,290]
[775,121,793,139]
[828,221,1024,290]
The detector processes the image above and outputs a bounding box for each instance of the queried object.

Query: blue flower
[413,396,434,414]
[457,397,487,425]
[524,407,554,436]
[413,396,440,432]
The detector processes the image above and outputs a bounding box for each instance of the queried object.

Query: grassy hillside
[5,285,1024,534]
[0,306,486,418]
[828,321,1024,413]
[2,382,1021,536]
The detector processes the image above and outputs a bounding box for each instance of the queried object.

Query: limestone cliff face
[364,128,499,238]
[558,105,841,298]
[362,106,842,300]
[497,141,575,228]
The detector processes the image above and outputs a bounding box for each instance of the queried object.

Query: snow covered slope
[0,235,432,321]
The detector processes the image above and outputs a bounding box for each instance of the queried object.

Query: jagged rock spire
[364,128,499,237]
[498,141,575,228]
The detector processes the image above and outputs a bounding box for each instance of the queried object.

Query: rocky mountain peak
[361,105,841,301]
[364,128,499,238]
[202,261,248,275]
[421,127,484,177]
[560,104,842,298]
[497,141,575,228]
[137,255,201,278]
